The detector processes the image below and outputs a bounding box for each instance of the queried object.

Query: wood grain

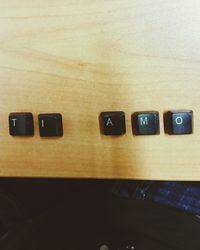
[0,0,200,180]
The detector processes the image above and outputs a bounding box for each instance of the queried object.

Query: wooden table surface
[0,0,200,180]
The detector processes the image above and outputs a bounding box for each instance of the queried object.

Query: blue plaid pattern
[112,181,200,215]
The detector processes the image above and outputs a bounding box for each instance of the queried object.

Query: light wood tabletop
[0,0,200,180]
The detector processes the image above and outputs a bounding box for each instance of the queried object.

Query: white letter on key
[12,119,17,127]
[175,116,183,125]
[140,117,148,126]
[106,118,114,126]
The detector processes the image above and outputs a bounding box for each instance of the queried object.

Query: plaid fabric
[112,181,200,216]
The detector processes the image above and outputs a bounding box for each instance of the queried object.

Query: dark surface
[38,113,63,137]
[164,110,193,135]
[9,113,34,136]
[99,111,126,135]
[0,179,199,250]
[132,111,160,135]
